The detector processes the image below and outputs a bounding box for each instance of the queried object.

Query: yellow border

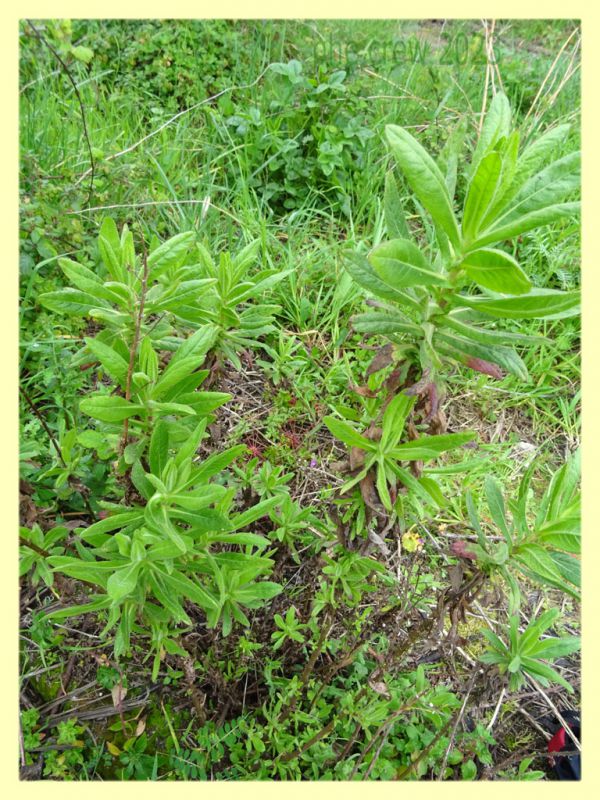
[4,3,597,795]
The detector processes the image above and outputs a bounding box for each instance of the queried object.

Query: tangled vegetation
[20,19,580,781]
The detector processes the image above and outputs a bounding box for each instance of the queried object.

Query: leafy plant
[324,393,475,512]
[458,449,580,605]
[20,524,68,587]
[271,606,308,651]
[174,239,291,370]
[345,92,580,400]
[480,609,580,692]
[43,431,282,670]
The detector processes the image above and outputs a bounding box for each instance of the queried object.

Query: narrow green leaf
[386,124,461,248]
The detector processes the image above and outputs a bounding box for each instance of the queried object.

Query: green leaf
[169,326,219,369]
[343,251,421,310]
[514,544,565,584]
[536,519,580,553]
[386,125,461,248]
[517,124,571,179]
[39,288,107,316]
[107,563,140,603]
[443,314,544,346]
[70,45,94,63]
[236,581,282,603]
[391,432,475,460]
[520,657,575,693]
[158,569,219,612]
[187,445,246,486]
[351,310,419,336]
[147,232,195,277]
[323,416,375,452]
[232,496,280,530]
[369,238,447,288]
[459,248,531,295]
[455,288,580,320]
[435,330,528,381]
[43,595,112,622]
[98,218,125,281]
[470,92,511,176]
[550,552,581,588]
[376,460,393,511]
[383,171,410,238]
[498,152,580,224]
[149,420,170,476]
[381,394,414,450]
[80,395,144,423]
[485,476,511,542]
[85,338,129,386]
[151,357,203,399]
[462,151,502,241]
[471,201,580,249]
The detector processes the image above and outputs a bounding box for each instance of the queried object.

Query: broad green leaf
[485,476,511,542]
[498,152,580,224]
[42,595,112,622]
[151,356,201,399]
[520,657,575,693]
[79,511,144,542]
[169,325,219,368]
[39,288,108,316]
[369,238,447,288]
[107,563,140,603]
[443,314,545,346]
[210,532,268,549]
[455,288,580,320]
[146,401,196,416]
[80,395,145,423]
[518,124,571,178]
[376,459,393,511]
[231,496,281,530]
[236,581,282,603]
[158,569,220,612]
[351,311,420,336]
[550,552,580,588]
[85,338,129,386]
[343,251,422,310]
[435,330,528,381]
[536,520,580,553]
[459,248,531,295]
[147,232,195,277]
[386,125,461,248]
[514,544,565,584]
[186,445,246,486]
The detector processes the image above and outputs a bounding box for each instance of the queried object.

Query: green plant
[324,393,475,512]
[20,524,68,587]
[458,449,580,606]
[345,92,580,402]
[43,433,282,669]
[480,608,580,692]
[174,239,291,370]
[271,606,308,650]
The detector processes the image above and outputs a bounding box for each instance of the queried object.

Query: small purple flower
[310,457,318,468]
